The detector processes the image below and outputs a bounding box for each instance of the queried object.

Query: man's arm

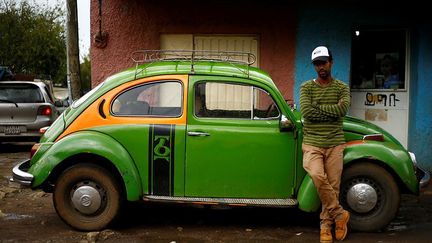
[299,83,332,121]
[315,84,350,118]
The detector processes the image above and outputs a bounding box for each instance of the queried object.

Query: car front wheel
[53,163,123,231]
[340,162,400,232]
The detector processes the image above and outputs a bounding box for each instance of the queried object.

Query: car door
[185,76,296,199]
[77,75,190,197]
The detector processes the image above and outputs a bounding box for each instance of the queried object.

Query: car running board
[143,195,298,207]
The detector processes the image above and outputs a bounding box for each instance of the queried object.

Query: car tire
[53,163,123,231]
[340,162,400,232]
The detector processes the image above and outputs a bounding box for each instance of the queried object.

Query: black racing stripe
[170,125,175,195]
[150,124,175,196]
[148,125,154,194]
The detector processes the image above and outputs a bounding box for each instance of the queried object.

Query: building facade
[90,0,432,170]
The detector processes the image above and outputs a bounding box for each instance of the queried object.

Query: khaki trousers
[302,143,346,228]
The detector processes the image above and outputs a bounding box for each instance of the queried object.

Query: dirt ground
[1,142,432,243]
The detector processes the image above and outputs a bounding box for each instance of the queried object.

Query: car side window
[194,82,279,119]
[112,81,182,117]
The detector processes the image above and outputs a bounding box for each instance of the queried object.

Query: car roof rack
[131,50,256,79]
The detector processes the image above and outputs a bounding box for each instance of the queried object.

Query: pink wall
[91,0,296,99]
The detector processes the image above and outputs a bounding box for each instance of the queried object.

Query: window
[194,82,279,119]
[351,29,406,90]
[73,81,104,108]
[0,83,43,103]
[112,81,182,117]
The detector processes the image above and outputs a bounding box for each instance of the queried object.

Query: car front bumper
[418,166,430,189]
[409,152,430,189]
[10,159,33,186]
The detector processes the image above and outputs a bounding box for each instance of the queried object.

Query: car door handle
[187,131,210,137]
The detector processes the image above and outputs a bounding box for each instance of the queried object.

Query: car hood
[343,115,403,146]
[291,109,403,147]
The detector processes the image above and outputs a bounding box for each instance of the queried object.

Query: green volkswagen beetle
[11,50,429,232]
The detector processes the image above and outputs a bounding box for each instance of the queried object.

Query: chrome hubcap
[346,182,378,213]
[71,184,102,215]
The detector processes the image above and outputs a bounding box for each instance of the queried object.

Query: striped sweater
[299,78,350,148]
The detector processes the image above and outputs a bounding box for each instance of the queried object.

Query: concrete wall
[90,0,297,100]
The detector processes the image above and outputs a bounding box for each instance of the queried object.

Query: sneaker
[320,227,333,243]
[335,210,350,241]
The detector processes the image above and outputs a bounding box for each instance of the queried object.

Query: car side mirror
[280,114,294,131]
[62,99,70,107]
[54,99,70,107]
[54,100,63,107]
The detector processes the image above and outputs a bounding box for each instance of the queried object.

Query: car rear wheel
[340,162,400,232]
[53,163,123,231]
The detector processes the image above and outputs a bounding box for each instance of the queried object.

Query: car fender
[296,139,418,212]
[343,140,418,194]
[297,174,320,212]
[29,130,142,201]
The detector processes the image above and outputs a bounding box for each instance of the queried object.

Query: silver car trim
[409,152,430,189]
[418,166,431,189]
[10,159,33,186]
[144,195,298,207]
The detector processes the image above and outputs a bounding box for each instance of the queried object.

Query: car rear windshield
[0,83,44,103]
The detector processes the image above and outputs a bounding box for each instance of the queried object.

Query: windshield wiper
[0,99,18,107]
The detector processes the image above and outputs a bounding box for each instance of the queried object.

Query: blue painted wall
[294,5,432,170]
[409,23,432,170]
[294,7,352,103]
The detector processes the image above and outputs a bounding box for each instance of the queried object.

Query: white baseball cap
[311,46,331,63]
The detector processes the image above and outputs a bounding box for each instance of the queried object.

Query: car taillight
[38,106,52,116]
[30,143,41,159]
[39,126,49,134]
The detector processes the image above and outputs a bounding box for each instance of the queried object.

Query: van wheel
[53,163,123,231]
[340,162,399,232]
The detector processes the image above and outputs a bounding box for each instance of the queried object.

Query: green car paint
[186,75,297,198]
[297,175,320,212]
[35,61,419,201]
[12,59,427,231]
[41,62,276,143]
[30,142,54,165]
[29,130,142,201]
[343,115,404,146]
[344,140,418,193]
[296,138,419,213]
[94,124,187,196]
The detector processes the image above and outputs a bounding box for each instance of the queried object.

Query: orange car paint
[56,75,188,141]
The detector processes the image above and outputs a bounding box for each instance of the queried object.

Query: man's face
[313,60,332,79]
[380,58,392,75]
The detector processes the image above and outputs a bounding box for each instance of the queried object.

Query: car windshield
[0,83,44,103]
[72,82,104,108]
